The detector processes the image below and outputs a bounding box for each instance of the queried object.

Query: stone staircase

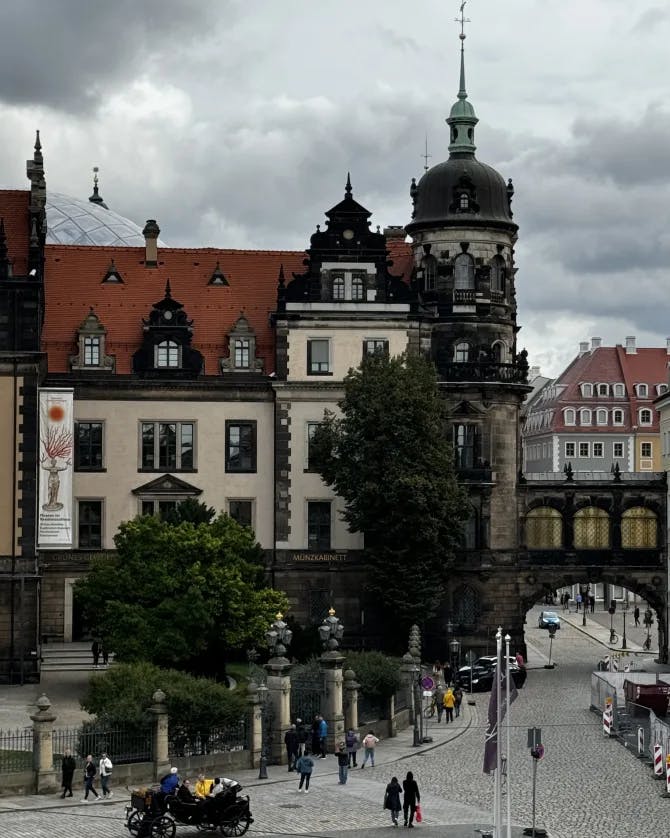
[40,642,115,673]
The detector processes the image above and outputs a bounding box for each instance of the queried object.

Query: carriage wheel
[127,811,142,835]
[150,815,176,838]
[220,814,251,837]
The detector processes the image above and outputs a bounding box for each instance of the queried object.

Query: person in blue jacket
[318,716,328,758]
[160,767,180,793]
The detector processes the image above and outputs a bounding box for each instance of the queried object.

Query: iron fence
[0,727,33,772]
[358,694,385,725]
[53,725,152,766]
[394,687,409,713]
[168,719,247,759]
[290,670,322,725]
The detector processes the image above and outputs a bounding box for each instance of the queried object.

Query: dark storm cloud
[0,0,223,112]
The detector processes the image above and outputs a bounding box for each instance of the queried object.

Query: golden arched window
[622,507,657,548]
[574,507,610,549]
[525,507,562,548]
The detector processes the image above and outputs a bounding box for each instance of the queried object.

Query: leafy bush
[344,651,402,700]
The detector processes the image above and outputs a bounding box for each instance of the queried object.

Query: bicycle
[643,635,652,651]
[609,632,619,645]
[423,698,437,719]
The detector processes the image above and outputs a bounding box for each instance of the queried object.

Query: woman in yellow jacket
[194,774,213,798]
[443,687,455,724]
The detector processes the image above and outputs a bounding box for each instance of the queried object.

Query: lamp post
[266,612,293,660]
[449,637,461,680]
[257,684,269,780]
[608,599,617,644]
[621,601,628,650]
[318,607,345,652]
[579,583,588,628]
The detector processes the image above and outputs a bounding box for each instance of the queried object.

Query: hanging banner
[38,389,74,549]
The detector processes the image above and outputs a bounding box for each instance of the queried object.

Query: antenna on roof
[421,134,432,172]
[89,166,108,209]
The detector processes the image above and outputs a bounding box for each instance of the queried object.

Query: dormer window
[234,338,250,369]
[613,409,624,425]
[597,383,609,396]
[155,340,180,368]
[657,384,668,396]
[332,273,345,300]
[84,336,100,366]
[70,307,114,372]
[580,383,593,397]
[564,408,576,426]
[221,312,262,374]
[613,383,625,397]
[351,273,365,301]
[459,192,469,210]
[596,408,608,425]
[580,408,592,425]
[325,267,371,302]
[636,383,648,397]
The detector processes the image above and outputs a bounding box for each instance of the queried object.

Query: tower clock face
[163,310,173,321]
[342,229,355,240]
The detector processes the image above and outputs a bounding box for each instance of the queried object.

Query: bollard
[653,743,663,777]
[637,727,645,759]
[602,699,613,737]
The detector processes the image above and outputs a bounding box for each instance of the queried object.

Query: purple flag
[483,654,518,774]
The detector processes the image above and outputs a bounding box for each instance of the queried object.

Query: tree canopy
[310,351,468,633]
[75,509,287,676]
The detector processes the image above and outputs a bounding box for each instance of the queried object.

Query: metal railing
[53,725,152,766]
[168,719,247,758]
[437,361,528,384]
[0,727,33,772]
[524,471,665,482]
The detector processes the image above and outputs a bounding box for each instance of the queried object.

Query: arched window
[332,274,345,300]
[155,340,180,368]
[622,507,657,548]
[613,383,625,397]
[580,383,593,397]
[639,408,653,425]
[454,254,475,290]
[490,256,505,293]
[525,507,562,548]
[613,409,624,425]
[423,256,437,291]
[351,274,365,301]
[452,584,481,629]
[636,383,648,397]
[564,408,576,426]
[491,342,504,362]
[454,342,470,363]
[596,409,608,426]
[453,423,479,469]
[574,507,610,549]
[580,408,592,425]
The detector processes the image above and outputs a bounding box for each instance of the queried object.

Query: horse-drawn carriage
[126,783,253,837]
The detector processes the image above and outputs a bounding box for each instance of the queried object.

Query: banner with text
[38,389,74,549]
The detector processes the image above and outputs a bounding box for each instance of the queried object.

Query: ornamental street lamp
[246,647,259,677]
[449,637,461,677]
[266,612,293,661]
[318,607,344,652]
[579,583,589,628]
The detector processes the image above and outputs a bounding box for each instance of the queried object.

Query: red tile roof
[0,190,30,276]
[43,239,414,375]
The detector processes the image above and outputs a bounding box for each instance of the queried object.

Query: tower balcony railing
[438,360,528,384]
[453,289,476,304]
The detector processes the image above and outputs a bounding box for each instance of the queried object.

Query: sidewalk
[559,606,658,660]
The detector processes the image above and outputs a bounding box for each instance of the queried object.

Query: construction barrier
[655,743,664,775]
[603,701,613,737]
[638,727,645,758]
[666,755,670,795]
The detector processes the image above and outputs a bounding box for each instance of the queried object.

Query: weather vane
[421,134,432,172]
[455,1,470,40]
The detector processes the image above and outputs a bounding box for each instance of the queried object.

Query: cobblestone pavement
[2,607,670,837]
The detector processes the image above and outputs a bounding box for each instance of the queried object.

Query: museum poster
[38,389,74,549]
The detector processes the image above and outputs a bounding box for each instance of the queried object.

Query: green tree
[163,497,216,525]
[310,351,468,636]
[75,513,287,676]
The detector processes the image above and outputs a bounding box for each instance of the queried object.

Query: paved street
[1,606,669,837]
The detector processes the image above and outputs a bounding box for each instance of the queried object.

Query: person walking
[295,718,308,757]
[575,592,582,612]
[345,727,359,767]
[443,687,455,723]
[336,742,349,784]
[435,684,445,723]
[402,771,420,828]
[384,775,403,827]
[453,685,463,718]
[101,641,110,667]
[443,661,453,686]
[590,594,596,613]
[634,606,641,627]
[91,640,100,668]
[318,715,328,758]
[295,751,315,794]
[360,730,379,768]
[83,754,99,801]
[99,751,113,798]
[60,748,76,798]
[284,724,299,771]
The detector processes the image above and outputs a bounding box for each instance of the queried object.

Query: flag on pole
[483,652,519,774]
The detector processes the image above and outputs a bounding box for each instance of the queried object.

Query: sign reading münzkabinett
[38,389,74,549]
[291,551,347,563]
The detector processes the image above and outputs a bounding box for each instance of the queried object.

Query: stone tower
[405,27,530,651]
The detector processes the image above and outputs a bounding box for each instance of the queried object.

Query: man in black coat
[61,748,76,798]
[284,724,299,771]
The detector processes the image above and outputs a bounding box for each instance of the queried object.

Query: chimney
[529,365,541,380]
[579,341,589,356]
[625,336,636,354]
[142,219,160,268]
[591,337,602,351]
[383,225,406,239]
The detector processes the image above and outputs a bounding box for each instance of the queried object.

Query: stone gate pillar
[246,680,262,769]
[264,612,293,765]
[343,668,360,732]
[148,689,169,781]
[318,608,346,752]
[30,693,57,794]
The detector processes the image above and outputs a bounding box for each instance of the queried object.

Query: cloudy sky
[1,0,669,376]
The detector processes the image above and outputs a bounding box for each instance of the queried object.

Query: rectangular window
[641,442,652,458]
[140,499,178,519]
[234,338,250,369]
[307,339,331,374]
[140,422,195,470]
[363,339,389,359]
[78,500,102,549]
[565,442,575,458]
[613,410,624,425]
[579,442,589,457]
[613,442,624,458]
[593,442,604,457]
[307,501,331,550]
[228,499,254,529]
[75,422,104,469]
[226,421,257,472]
[306,422,323,471]
[83,336,100,366]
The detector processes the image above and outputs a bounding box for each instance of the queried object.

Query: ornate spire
[89,166,108,209]
[165,279,172,298]
[447,1,478,156]
[345,172,352,196]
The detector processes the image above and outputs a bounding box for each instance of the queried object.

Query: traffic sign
[420,675,435,691]
[531,744,545,760]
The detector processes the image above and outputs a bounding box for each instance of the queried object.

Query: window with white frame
[613,442,624,458]
[332,273,345,300]
[351,273,365,301]
[657,384,668,396]
[326,268,370,301]
[141,422,194,470]
[454,342,470,363]
[613,383,625,397]
[593,441,604,457]
[233,338,251,369]
[307,339,331,375]
[564,408,576,426]
[580,408,592,425]
[579,442,589,457]
[641,441,652,458]
[140,498,181,519]
[580,383,593,397]
[597,383,609,396]
[363,338,389,358]
[639,408,653,425]
[596,409,608,425]
[155,340,180,368]
[613,409,624,425]
[636,383,648,397]
[84,336,101,366]
[565,442,575,458]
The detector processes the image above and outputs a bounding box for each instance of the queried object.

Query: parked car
[538,610,561,630]
[457,656,527,692]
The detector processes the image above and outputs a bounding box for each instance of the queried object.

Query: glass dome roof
[45,192,167,247]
